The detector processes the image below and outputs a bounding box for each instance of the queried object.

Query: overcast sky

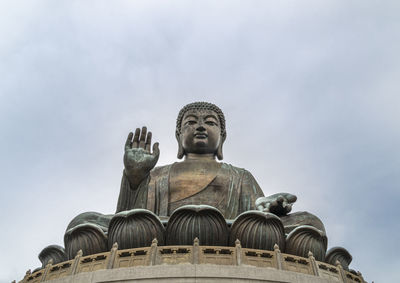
[1,1,399,282]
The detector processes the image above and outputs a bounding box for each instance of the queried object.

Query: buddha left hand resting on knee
[255,193,298,216]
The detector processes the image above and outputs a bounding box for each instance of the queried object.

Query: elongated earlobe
[176,132,185,159]
[177,143,184,159]
[216,138,225,160]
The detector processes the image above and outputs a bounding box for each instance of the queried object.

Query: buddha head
[176,102,226,160]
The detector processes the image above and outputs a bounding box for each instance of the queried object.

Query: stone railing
[19,239,365,283]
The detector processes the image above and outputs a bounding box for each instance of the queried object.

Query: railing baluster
[192,238,199,264]
[107,243,118,269]
[235,239,242,266]
[274,244,283,270]
[308,251,320,276]
[70,250,82,275]
[40,259,53,282]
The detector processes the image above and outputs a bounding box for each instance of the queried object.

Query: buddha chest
[168,161,229,215]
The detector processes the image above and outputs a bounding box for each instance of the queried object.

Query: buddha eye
[205,121,216,126]
[185,120,197,126]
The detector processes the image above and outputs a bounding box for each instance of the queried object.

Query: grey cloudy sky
[1,1,399,282]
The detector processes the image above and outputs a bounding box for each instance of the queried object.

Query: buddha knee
[280,211,325,234]
[64,212,113,259]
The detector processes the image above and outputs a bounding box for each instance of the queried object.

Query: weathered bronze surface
[62,102,328,257]
[280,211,326,234]
[108,209,165,250]
[117,102,293,219]
[229,210,286,251]
[325,247,352,271]
[285,225,328,261]
[165,205,229,246]
[38,245,67,268]
[66,211,112,233]
[64,223,108,259]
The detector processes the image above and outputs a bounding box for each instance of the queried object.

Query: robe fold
[116,163,264,219]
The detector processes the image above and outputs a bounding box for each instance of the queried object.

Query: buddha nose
[196,124,206,132]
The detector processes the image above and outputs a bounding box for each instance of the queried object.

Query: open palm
[124,127,160,188]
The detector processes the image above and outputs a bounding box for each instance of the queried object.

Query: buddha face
[180,109,222,156]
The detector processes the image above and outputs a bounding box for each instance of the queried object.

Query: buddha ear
[176,131,185,159]
[216,136,226,160]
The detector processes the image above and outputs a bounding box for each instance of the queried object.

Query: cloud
[1,1,399,281]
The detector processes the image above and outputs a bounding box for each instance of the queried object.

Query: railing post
[107,242,118,269]
[336,260,347,283]
[192,237,199,264]
[274,244,283,270]
[308,251,320,276]
[235,239,242,266]
[70,250,82,275]
[22,269,31,283]
[148,238,158,266]
[40,259,53,282]
[357,271,367,283]
[22,269,32,283]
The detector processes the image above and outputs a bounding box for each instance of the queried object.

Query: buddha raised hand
[123,127,160,189]
[117,102,301,220]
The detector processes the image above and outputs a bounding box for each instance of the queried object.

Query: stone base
[45,264,343,283]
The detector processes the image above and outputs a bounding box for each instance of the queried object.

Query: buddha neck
[184,153,216,162]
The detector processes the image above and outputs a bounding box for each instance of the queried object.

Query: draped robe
[116,162,264,219]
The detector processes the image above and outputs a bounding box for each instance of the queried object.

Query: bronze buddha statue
[116,102,323,229]
[61,102,326,261]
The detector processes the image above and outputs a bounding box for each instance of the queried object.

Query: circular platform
[19,240,364,283]
[38,264,352,283]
